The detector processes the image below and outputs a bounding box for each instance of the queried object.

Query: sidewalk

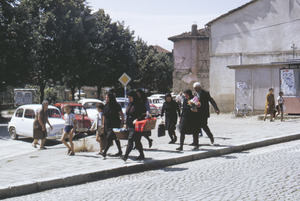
[1,114,300,199]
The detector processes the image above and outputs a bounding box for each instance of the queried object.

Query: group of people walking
[33,81,220,161]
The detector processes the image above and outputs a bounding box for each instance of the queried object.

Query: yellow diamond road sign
[119,73,131,86]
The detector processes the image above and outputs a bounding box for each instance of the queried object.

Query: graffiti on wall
[281,69,296,96]
[236,81,252,106]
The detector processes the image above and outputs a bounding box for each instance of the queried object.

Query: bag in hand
[158,124,165,137]
[135,118,157,132]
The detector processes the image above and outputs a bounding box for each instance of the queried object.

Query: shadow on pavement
[163,167,188,172]
[15,137,62,147]
[75,154,101,159]
[144,148,184,154]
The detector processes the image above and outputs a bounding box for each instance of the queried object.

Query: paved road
[5,140,300,201]
[0,123,61,160]
[0,124,9,139]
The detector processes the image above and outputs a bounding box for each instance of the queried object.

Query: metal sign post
[118,73,131,107]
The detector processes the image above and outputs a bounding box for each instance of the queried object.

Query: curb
[1,133,300,199]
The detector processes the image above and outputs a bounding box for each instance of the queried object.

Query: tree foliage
[1,0,173,102]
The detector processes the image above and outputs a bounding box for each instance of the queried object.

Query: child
[91,103,106,154]
[275,92,285,121]
[61,104,77,156]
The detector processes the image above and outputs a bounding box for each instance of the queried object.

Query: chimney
[192,24,197,36]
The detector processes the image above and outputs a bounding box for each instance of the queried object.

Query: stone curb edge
[1,133,299,199]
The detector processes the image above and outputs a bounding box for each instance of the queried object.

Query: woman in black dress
[136,89,153,148]
[101,93,124,158]
[121,90,145,162]
[161,93,181,144]
[176,89,199,151]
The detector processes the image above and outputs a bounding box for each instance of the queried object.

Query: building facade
[168,25,210,93]
[207,0,300,112]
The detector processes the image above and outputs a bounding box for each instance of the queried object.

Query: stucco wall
[235,66,280,111]
[209,0,300,112]
[172,39,210,93]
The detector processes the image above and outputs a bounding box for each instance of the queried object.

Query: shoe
[210,137,214,145]
[193,145,199,150]
[113,151,122,157]
[69,152,75,156]
[32,143,37,148]
[169,140,175,144]
[189,142,196,146]
[136,155,145,160]
[100,152,106,158]
[176,146,183,151]
[38,146,47,150]
[173,136,177,143]
[149,139,153,148]
[121,156,128,162]
[96,152,103,155]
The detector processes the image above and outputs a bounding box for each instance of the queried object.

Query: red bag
[135,118,157,132]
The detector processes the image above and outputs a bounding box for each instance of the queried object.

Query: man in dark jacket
[193,82,220,145]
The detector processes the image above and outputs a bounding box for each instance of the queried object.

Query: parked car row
[7,94,170,141]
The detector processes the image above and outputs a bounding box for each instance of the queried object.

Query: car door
[21,109,36,137]
[12,108,24,135]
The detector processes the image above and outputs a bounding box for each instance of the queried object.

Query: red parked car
[54,103,93,135]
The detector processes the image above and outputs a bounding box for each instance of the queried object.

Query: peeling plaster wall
[172,39,210,93]
[209,0,300,112]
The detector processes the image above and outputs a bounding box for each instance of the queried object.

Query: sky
[86,0,251,51]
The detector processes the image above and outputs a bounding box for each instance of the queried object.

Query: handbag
[158,124,166,137]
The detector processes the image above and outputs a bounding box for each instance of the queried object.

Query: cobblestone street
[6,140,300,201]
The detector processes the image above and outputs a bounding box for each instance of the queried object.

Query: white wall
[209,0,300,112]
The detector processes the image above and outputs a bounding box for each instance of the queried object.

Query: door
[21,109,36,137]
[12,108,24,135]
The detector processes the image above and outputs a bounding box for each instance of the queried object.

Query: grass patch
[74,138,94,152]
[6,160,13,163]
[29,156,39,158]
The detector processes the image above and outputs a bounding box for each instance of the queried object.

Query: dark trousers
[124,128,144,158]
[180,132,198,147]
[103,129,122,154]
[168,129,176,141]
[199,117,214,140]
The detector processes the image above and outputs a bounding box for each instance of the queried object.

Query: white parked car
[8,104,65,140]
[78,98,103,123]
[150,94,165,99]
[148,97,164,114]
[116,97,128,116]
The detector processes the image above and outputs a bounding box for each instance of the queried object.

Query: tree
[19,0,92,102]
[85,9,136,98]
[0,0,31,92]
[132,38,173,93]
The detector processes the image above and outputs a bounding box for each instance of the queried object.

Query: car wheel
[9,127,19,140]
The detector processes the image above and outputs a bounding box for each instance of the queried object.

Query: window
[84,102,97,109]
[15,109,24,118]
[47,109,61,118]
[71,106,87,115]
[24,109,35,119]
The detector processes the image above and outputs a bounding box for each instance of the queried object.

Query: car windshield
[153,99,163,104]
[117,101,126,108]
[71,106,87,115]
[48,109,62,118]
[84,102,98,109]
